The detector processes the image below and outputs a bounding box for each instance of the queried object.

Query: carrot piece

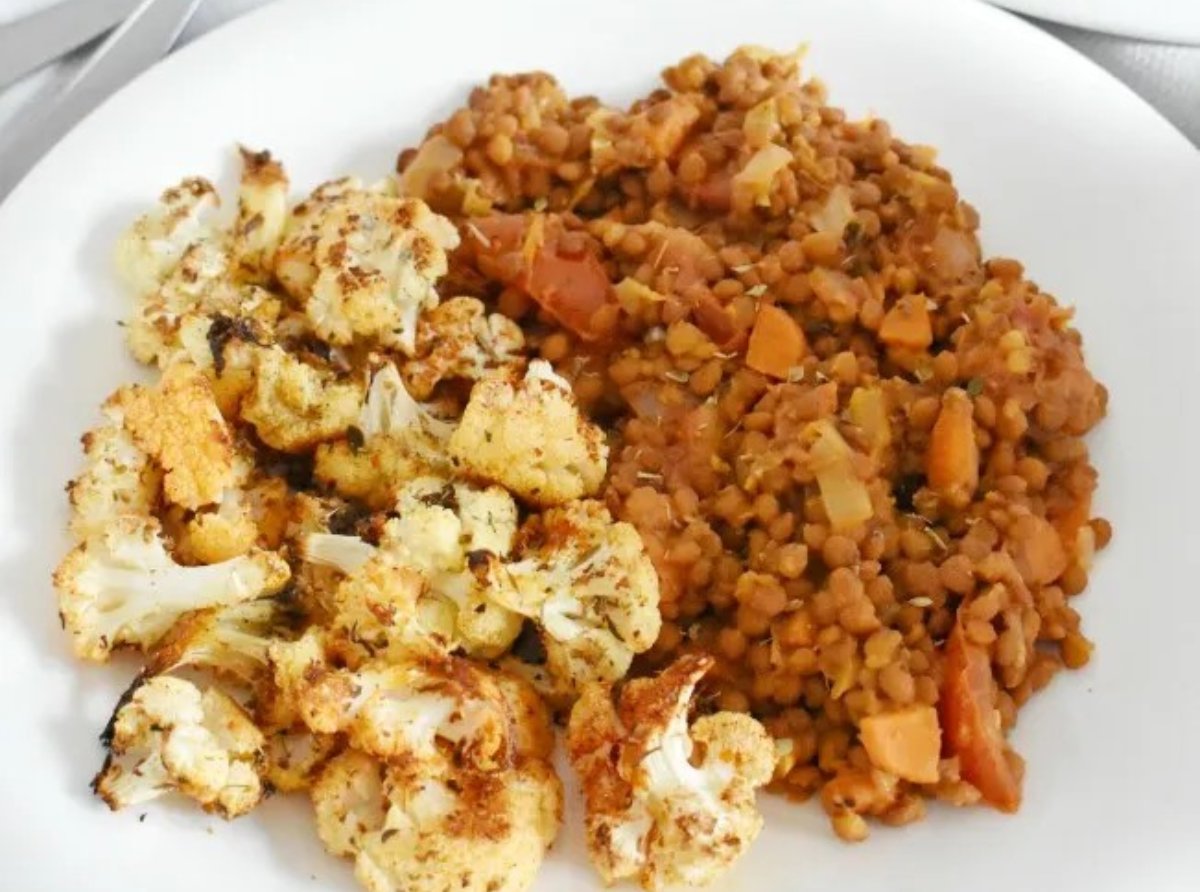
[940,623,1022,812]
[926,387,979,507]
[471,214,613,341]
[860,706,942,784]
[745,303,806,379]
[1011,515,1068,585]
[879,294,933,350]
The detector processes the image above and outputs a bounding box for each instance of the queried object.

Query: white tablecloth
[1,0,1197,184]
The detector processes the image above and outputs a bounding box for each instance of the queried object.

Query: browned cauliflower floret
[300,475,522,659]
[53,516,291,661]
[273,178,460,353]
[108,361,235,510]
[314,364,454,508]
[231,148,289,282]
[270,632,521,771]
[66,403,162,541]
[93,676,265,818]
[240,345,364,452]
[114,170,284,367]
[405,296,526,399]
[317,547,456,664]
[144,597,298,685]
[567,654,775,891]
[311,747,561,892]
[448,360,607,506]
[488,500,660,695]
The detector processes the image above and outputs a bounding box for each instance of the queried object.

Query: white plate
[992,0,1200,44]
[2,0,1199,890]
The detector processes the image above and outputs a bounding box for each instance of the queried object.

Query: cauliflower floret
[314,364,454,508]
[273,178,460,353]
[115,177,219,300]
[231,147,289,282]
[241,345,363,452]
[448,360,607,506]
[115,170,285,367]
[172,451,295,565]
[271,632,526,771]
[53,515,291,661]
[262,726,341,793]
[93,676,265,818]
[489,500,660,693]
[108,361,236,510]
[144,597,298,684]
[567,654,774,890]
[404,296,527,399]
[66,404,162,541]
[312,732,561,892]
[302,473,522,659]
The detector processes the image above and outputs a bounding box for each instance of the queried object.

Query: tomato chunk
[471,214,613,340]
[939,622,1022,812]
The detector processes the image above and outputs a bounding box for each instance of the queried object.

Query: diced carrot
[745,304,807,380]
[1011,515,1068,586]
[859,706,942,784]
[879,294,933,350]
[939,622,1022,812]
[926,387,979,508]
[692,293,744,351]
[471,214,613,341]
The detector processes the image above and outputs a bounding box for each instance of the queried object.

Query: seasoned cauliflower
[93,676,265,818]
[108,361,236,510]
[314,364,454,508]
[114,170,284,367]
[66,404,162,541]
[115,177,219,300]
[302,474,522,659]
[271,632,523,771]
[273,178,460,353]
[241,345,363,452]
[261,726,341,794]
[567,654,775,890]
[231,148,289,282]
[144,597,298,684]
[405,296,526,399]
[448,360,608,506]
[315,752,561,892]
[53,515,290,661]
[325,550,456,664]
[490,500,660,693]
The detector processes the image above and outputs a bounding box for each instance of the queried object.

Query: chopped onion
[733,143,792,207]
[397,135,462,200]
[810,183,855,235]
[807,420,874,531]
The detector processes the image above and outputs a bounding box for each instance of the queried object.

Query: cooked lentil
[399,45,1109,840]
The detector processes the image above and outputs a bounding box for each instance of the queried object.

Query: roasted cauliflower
[313,364,454,508]
[54,516,290,661]
[567,654,775,890]
[231,147,289,282]
[270,632,520,770]
[405,296,526,399]
[144,597,298,684]
[312,750,561,892]
[66,404,162,541]
[108,361,236,510]
[93,676,265,818]
[490,500,660,693]
[240,344,363,452]
[272,178,460,353]
[114,169,284,367]
[448,360,608,506]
